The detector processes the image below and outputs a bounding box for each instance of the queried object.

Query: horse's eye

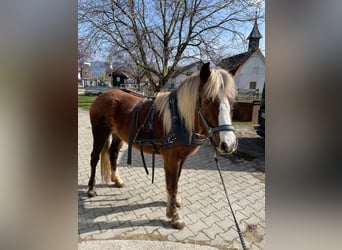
[203,99,210,105]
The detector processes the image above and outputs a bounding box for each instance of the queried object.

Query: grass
[232,120,257,125]
[78,95,97,110]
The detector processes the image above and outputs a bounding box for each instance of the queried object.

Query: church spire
[247,13,262,52]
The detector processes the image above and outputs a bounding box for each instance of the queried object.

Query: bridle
[198,109,235,137]
[197,93,235,138]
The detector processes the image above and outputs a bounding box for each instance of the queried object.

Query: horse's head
[198,63,238,155]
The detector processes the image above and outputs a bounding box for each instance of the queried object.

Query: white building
[218,17,265,93]
[167,61,203,89]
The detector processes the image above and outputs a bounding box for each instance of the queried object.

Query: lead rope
[214,154,248,250]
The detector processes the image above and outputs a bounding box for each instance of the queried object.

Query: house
[105,63,136,87]
[168,61,204,89]
[108,70,131,87]
[218,17,265,94]
[78,62,92,87]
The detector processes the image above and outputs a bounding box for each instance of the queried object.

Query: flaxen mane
[155,68,236,135]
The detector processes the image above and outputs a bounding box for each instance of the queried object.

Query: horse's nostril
[220,142,228,152]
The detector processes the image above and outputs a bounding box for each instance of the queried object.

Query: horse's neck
[194,112,206,135]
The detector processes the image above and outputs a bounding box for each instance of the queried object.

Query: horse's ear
[200,62,211,85]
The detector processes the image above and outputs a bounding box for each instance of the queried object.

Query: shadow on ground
[78,185,171,234]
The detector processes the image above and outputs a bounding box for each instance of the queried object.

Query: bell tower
[247,14,263,52]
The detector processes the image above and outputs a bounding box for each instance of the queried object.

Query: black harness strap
[139,145,148,175]
[137,102,156,177]
[166,90,191,145]
[127,97,157,181]
[148,105,157,183]
[127,98,149,166]
[148,107,158,148]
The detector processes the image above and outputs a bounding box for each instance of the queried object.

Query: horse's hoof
[112,176,124,188]
[176,196,182,207]
[114,182,125,188]
[171,219,185,230]
[87,189,97,197]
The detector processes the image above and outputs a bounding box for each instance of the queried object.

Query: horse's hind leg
[87,126,111,197]
[109,133,124,187]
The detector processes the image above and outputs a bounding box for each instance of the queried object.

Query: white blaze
[218,92,236,148]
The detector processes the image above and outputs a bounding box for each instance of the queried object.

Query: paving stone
[188,231,211,243]
[78,108,265,248]
[187,219,209,234]
[156,226,177,237]
[199,203,219,217]
[199,213,220,228]
[185,208,207,224]
[211,207,232,222]
[246,199,264,212]
[79,231,96,241]
[171,227,195,242]
[253,208,265,222]
[127,226,148,236]
[92,229,117,240]
[216,229,238,243]
[202,222,223,240]
[134,206,155,218]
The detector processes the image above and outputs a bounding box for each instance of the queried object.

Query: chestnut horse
[87,63,238,229]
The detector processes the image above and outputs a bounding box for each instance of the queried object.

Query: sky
[79,1,265,62]
[90,21,265,63]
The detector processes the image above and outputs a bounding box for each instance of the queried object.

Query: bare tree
[79,0,264,92]
[78,38,93,80]
[106,48,147,88]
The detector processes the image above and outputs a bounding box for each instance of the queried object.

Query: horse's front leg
[174,159,186,208]
[163,156,185,229]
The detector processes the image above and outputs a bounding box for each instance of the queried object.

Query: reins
[199,108,246,249]
[214,153,248,250]
[196,90,247,249]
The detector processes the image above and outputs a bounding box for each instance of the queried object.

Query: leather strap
[127,98,149,165]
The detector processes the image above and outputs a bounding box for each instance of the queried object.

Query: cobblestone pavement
[78,108,265,250]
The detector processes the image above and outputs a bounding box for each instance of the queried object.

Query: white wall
[170,64,201,88]
[234,54,265,91]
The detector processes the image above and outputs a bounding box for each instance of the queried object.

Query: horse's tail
[100,136,111,184]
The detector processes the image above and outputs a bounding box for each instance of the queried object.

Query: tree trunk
[154,84,161,93]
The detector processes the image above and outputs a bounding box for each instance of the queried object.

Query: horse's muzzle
[216,139,238,155]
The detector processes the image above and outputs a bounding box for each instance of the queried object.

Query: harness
[126,89,235,183]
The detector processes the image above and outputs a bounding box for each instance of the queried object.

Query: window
[249,81,257,89]
[116,77,121,82]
